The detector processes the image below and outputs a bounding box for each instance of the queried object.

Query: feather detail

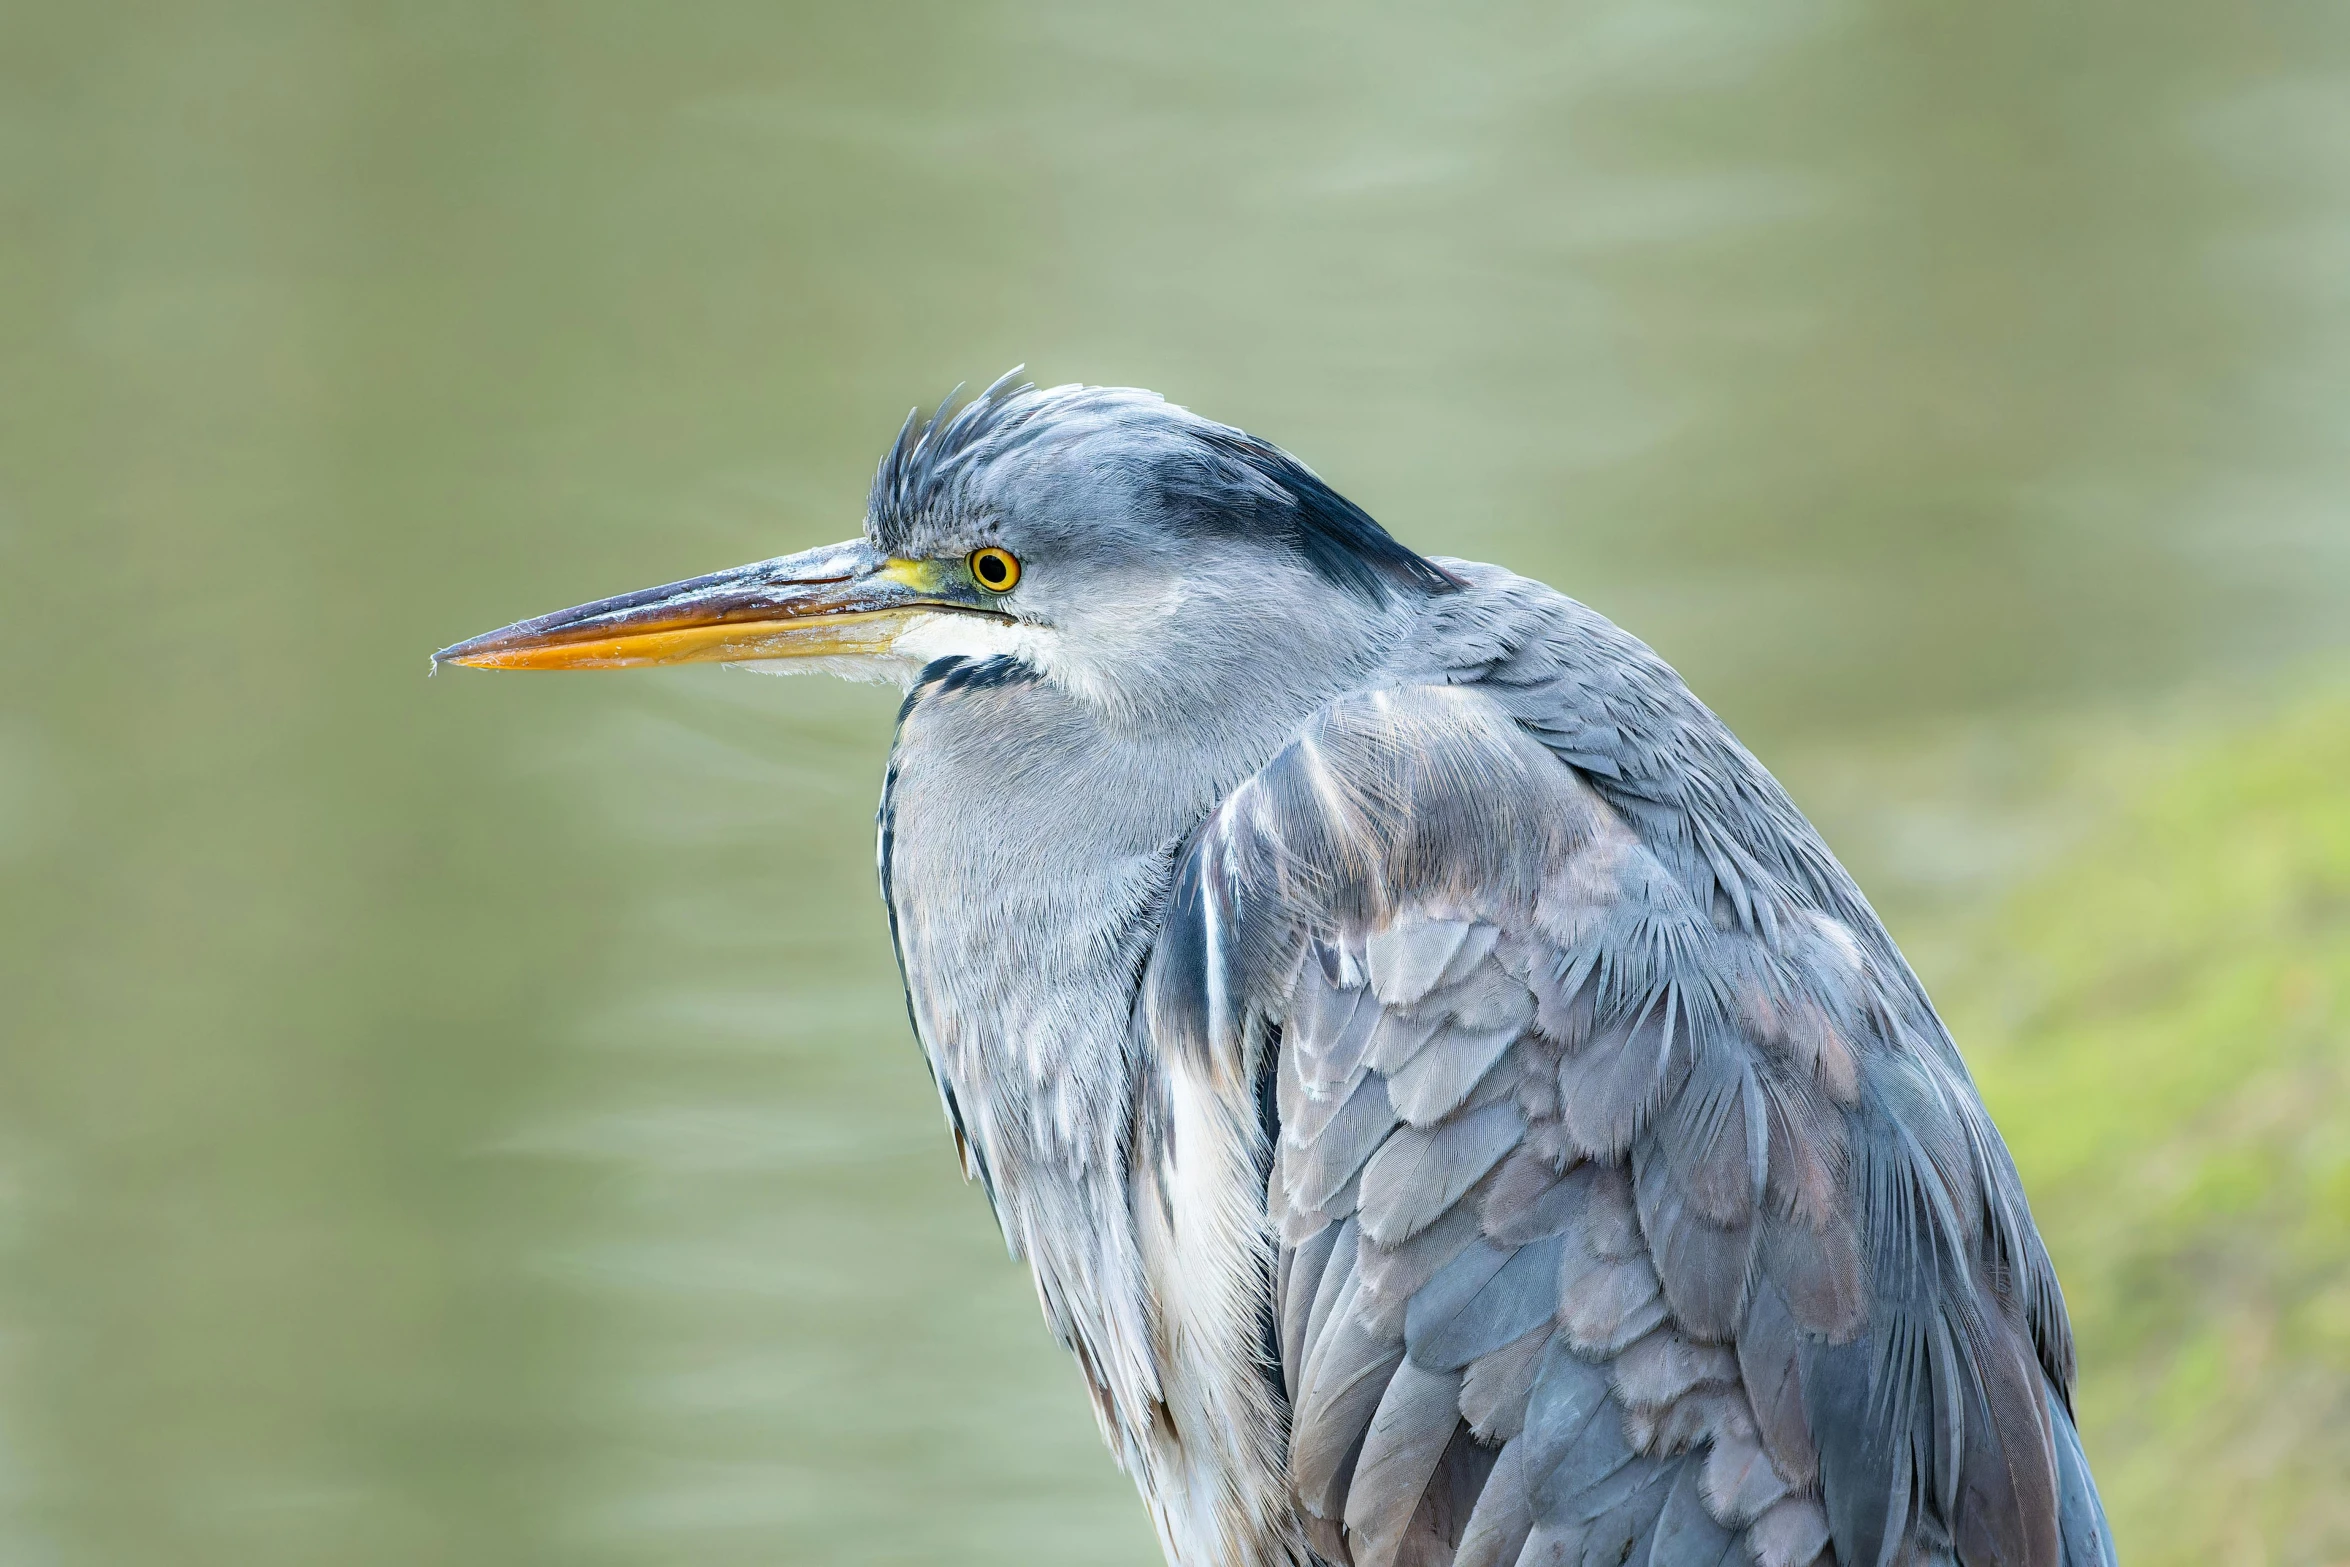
[1648,1460,1745,1567]
[1557,994,1691,1160]
[1365,1007,1451,1075]
[1612,1328,1740,1411]
[1737,1277,1820,1486]
[1290,1071,1397,1213]
[1478,1148,1579,1245]
[1366,918,1476,1007]
[1407,1233,1566,1373]
[1388,1023,1523,1128]
[1282,1220,1345,1397]
[1747,1495,1834,1567]
[1345,1359,1468,1567]
[1300,1217,1363,1383]
[1632,1150,1758,1343]
[1696,1395,1792,1525]
[1358,1200,1486,1337]
[1461,1323,1553,1445]
[1358,1101,1526,1247]
[1438,924,1504,989]
[1559,1246,1670,1359]
[1453,1437,1536,1567]
[1293,1292,1406,1517]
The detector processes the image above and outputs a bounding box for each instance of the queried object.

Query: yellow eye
[969,546,1020,593]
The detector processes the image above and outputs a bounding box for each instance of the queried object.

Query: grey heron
[437,375,2115,1567]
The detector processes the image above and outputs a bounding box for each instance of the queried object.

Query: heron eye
[969,547,1020,592]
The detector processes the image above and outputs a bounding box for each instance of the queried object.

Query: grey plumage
[441,377,2117,1567]
[1359,1102,1526,1247]
[1367,919,1479,1007]
[1388,1021,1524,1128]
[1407,1233,1565,1372]
[1653,1462,1746,1567]
[1294,1071,1397,1214]
[1456,1438,1538,1567]
[1358,1202,1484,1337]
[1461,1325,1552,1445]
[1615,1330,1740,1412]
[1349,1360,1470,1566]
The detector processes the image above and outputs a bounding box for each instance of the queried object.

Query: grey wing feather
[1291,1073,1396,1213]
[1142,658,2109,1567]
[1345,1360,1468,1567]
[1650,1461,1746,1567]
[1357,1101,1525,1247]
[1406,1233,1565,1373]
[2051,1389,2119,1567]
[1460,1324,1551,1444]
[1357,1203,1484,1335]
[1386,1022,1523,1127]
[1366,918,1477,1006]
[1453,1438,1535,1567]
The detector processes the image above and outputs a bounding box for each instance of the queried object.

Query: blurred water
[2,3,2347,1563]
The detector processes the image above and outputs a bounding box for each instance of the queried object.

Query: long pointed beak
[434,538,982,671]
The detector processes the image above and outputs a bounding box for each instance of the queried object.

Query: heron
[437,375,2116,1567]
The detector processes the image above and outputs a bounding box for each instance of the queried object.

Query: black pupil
[977,553,1007,586]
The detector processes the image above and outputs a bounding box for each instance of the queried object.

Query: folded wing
[1138,682,2113,1567]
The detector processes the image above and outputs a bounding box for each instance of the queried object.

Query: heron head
[435,374,1458,722]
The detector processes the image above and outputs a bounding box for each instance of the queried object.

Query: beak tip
[432,624,529,670]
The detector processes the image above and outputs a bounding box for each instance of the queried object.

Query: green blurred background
[4,3,2348,1563]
